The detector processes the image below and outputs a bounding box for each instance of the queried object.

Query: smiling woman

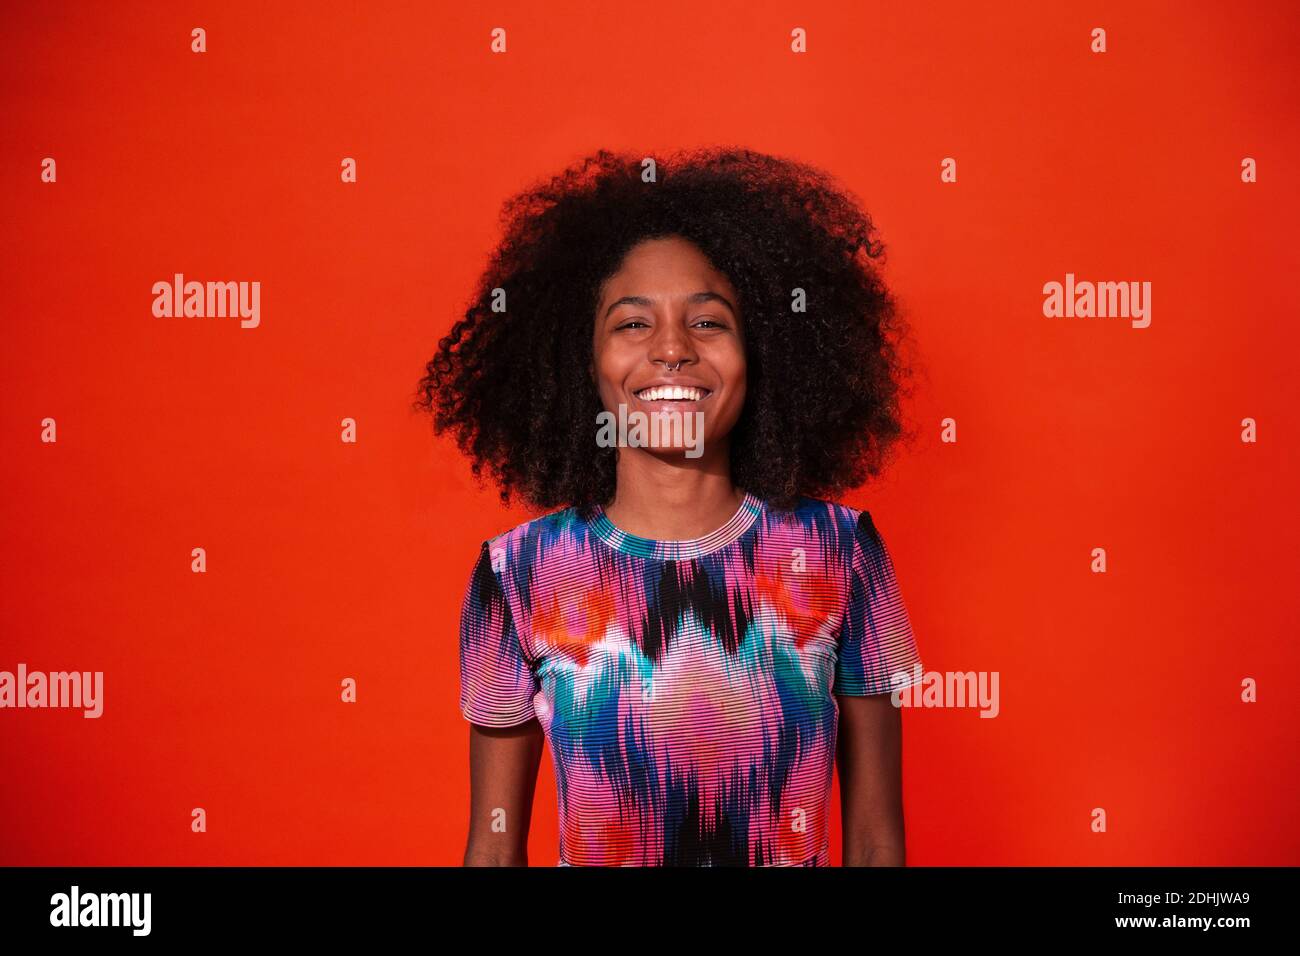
[591,237,745,474]
[591,236,744,464]
[413,146,924,867]
[414,146,915,516]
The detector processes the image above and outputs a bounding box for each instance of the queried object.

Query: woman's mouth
[633,385,712,404]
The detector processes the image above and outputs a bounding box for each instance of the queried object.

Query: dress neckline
[588,491,763,560]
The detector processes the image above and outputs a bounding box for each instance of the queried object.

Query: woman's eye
[616,317,724,330]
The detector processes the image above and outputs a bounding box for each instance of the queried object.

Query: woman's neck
[601,454,744,541]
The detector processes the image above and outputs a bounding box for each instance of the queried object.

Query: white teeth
[636,386,709,402]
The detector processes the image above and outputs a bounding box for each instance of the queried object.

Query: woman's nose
[648,320,693,366]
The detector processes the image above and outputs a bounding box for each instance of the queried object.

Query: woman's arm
[463,719,546,866]
[835,693,907,866]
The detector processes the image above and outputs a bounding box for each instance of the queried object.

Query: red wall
[2,0,1296,865]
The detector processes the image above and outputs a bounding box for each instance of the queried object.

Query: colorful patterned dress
[458,491,923,866]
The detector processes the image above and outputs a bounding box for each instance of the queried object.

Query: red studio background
[2,0,1297,867]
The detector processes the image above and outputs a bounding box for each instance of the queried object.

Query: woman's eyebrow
[603,295,654,318]
[603,291,736,319]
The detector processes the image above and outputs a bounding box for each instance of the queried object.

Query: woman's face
[591,235,747,463]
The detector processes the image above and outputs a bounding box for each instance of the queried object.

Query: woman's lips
[630,389,712,411]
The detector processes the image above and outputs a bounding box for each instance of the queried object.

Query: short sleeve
[833,511,924,696]
[458,541,540,727]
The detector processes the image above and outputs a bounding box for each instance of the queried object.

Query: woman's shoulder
[765,493,872,534]
[480,502,587,556]
[761,495,900,584]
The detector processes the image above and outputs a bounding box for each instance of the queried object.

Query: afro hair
[413,146,918,517]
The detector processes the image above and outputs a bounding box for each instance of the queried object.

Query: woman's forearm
[836,693,908,866]
[842,836,906,866]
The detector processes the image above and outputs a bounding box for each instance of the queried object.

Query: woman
[414,147,924,866]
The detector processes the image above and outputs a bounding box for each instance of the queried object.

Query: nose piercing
[666,361,681,371]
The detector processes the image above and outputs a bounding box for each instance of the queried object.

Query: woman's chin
[627,442,711,461]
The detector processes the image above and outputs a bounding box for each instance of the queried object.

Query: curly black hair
[412,146,918,518]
